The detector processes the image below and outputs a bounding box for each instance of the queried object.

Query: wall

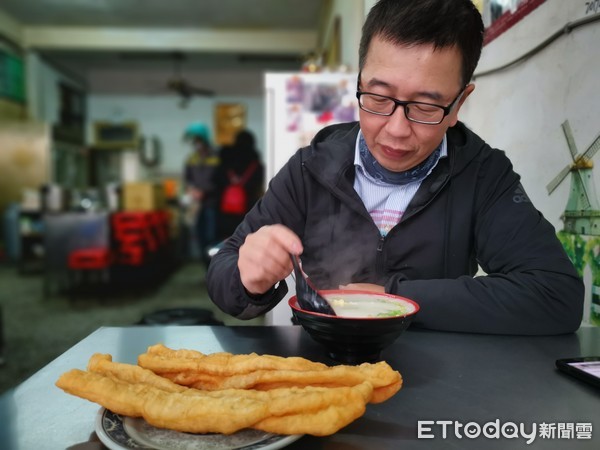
[0,9,21,47]
[24,56,267,181]
[28,53,66,124]
[462,0,598,230]
[319,0,364,70]
[459,0,600,324]
[88,94,266,177]
[76,2,350,182]
[1,1,357,183]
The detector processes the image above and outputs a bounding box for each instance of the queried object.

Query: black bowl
[289,290,419,364]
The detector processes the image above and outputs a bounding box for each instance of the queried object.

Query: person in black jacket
[213,130,265,241]
[207,0,583,334]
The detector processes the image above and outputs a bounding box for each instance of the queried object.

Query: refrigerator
[264,72,359,324]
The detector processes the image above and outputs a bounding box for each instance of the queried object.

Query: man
[183,123,219,266]
[207,0,583,334]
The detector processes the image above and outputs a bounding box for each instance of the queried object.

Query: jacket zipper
[376,235,385,276]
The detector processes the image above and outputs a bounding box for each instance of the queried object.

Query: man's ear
[458,83,475,108]
[448,83,475,127]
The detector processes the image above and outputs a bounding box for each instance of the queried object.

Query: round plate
[95,407,303,450]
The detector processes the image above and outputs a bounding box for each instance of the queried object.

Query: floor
[0,260,264,395]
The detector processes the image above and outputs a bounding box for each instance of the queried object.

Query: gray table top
[0,325,598,450]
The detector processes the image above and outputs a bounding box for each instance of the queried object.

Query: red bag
[220,162,258,215]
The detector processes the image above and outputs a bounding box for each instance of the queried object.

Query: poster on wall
[214,103,246,147]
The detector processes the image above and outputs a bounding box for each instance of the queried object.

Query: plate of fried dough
[56,344,403,448]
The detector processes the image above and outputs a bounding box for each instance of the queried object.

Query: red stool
[117,245,145,266]
[112,212,158,255]
[68,248,112,269]
[68,248,112,286]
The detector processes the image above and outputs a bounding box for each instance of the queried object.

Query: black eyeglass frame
[356,75,467,125]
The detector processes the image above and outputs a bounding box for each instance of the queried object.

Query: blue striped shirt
[353,131,447,236]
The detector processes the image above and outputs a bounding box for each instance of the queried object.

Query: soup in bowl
[289,290,419,364]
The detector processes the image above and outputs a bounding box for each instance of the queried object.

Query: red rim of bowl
[288,289,420,320]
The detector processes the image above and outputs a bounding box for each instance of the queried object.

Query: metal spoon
[290,254,336,316]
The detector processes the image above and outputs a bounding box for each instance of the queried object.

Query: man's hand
[238,225,303,295]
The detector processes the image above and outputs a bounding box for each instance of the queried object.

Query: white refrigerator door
[265,72,358,179]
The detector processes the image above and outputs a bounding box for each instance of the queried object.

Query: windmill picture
[546,120,600,236]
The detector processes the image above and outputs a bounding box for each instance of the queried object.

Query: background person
[182,123,219,266]
[207,0,583,334]
[213,129,265,241]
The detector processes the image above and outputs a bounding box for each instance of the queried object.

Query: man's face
[359,35,474,172]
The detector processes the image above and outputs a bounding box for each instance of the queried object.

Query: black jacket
[207,122,583,334]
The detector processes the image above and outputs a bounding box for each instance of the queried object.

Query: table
[0,325,598,449]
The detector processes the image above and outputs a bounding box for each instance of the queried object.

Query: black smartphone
[556,357,600,388]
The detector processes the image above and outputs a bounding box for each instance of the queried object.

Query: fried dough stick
[140,344,329,375]
[57,354,374,436]
[138,345,402,403]
[254,402,368,436]
[159,364,401,403]
[86,353,373,407]
[88,353,187,393]
[57,369,267,434]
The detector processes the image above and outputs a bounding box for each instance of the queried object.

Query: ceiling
[1,0,324,29]
[1,0,326,95]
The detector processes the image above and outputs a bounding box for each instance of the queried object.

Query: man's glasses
[356,85,466,125]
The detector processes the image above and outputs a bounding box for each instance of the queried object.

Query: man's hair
[358,0,484,85]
